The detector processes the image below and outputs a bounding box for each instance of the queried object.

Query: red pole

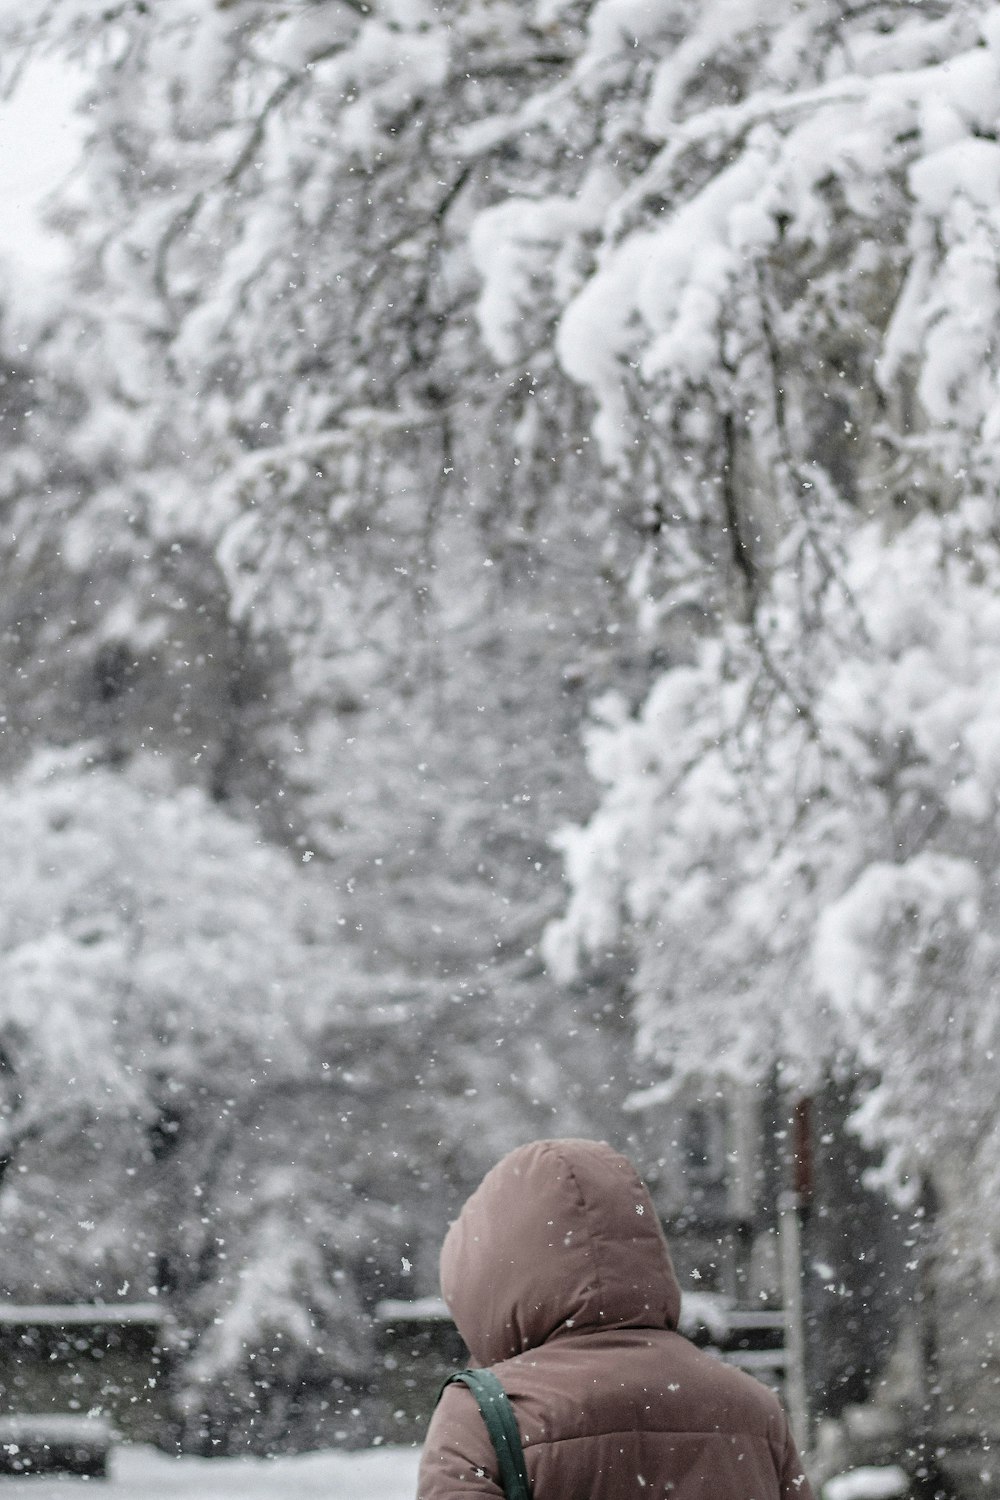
[792,1096,814,1205]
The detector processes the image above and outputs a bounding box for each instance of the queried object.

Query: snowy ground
[0,1443,421,1498]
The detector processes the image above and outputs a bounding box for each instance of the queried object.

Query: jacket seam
[557,1147,603,1312]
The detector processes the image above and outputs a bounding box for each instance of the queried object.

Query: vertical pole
[792,1097,814,1205]
[779,1189,810,1453]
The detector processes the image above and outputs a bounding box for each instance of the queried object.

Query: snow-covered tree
[0,13,666,1321]
[0,0,651,986]
[13,0,1000,1431]
[0,748,346,1172]
[547,503,1000,1206]
[0,744,632,1441]
[0,749,395,1423]
[521,0,1000,1368]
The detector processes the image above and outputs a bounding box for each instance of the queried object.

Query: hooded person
[417,1138,814,1500]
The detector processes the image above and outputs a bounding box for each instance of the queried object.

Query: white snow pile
[0,1442,421,1500]
[823,1466,909,1500]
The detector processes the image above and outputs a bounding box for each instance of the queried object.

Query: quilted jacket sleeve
[777,1415,815,1500]
[417,1381,506,1500]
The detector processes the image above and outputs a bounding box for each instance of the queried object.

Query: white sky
[0,58,84,294]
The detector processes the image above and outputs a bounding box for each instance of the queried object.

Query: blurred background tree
[3,0,1000,1455]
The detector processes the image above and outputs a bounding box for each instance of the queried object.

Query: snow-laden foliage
[0,749,406,1422]
[0,0,648,1018]
[10,0,1000,681]
[15,0,1000,707]
[519,0,1000,1273]
[175,1165,381,1450]
[0,746,632,1437]
[1,0,596,575]
[9,0,1000,1411]
[463,0,1000,612]
[547,503,1000,1274]
[0,748,341,1155]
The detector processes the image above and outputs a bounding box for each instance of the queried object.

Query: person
[418,1137,814,1500]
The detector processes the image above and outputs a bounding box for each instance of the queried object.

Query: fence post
[779,1189,810,1454]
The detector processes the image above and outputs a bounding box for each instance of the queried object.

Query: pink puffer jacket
[418,1139,814,1500]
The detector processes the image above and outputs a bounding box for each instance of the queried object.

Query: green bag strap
[438,1369,533,1500]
